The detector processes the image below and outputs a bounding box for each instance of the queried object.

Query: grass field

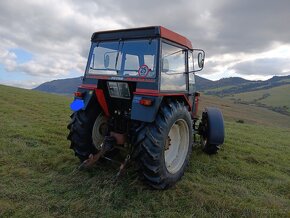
[0,84,290,217]
[199,95,290,129]
[204,85,236,93]
[225,84,290,113]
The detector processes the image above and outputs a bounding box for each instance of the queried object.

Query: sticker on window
[138,65,151,77]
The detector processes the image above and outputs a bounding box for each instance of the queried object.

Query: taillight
[139,98,153,106]
[74,91,83,98]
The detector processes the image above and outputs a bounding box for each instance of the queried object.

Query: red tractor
[67,26,224,189]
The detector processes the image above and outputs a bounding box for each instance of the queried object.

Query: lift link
[79,136,116,169]
[114,154,131,182]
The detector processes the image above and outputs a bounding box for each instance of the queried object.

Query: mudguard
[205,107,225,145]
[70,88,95,111]
[131,95,163,122]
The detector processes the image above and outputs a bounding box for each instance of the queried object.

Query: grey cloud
[214,0,290,54]
[231,58,290,76]
[202,60,220,75]
[0,0,290,84]
[0,0,94,54]
[0,0,125,79]
[93,0,290,55]
[0,49,17,72]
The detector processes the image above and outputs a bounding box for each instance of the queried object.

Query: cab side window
[188,51,196,93]
[160,42,186,91]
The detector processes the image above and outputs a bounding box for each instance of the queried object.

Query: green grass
[226,84,290,113]
[205,85,235,92]
[280,78,290,83]
[0,84,290,217]
[199,95,290,129]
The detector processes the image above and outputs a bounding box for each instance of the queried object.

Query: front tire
[133,100,193,189]
[199,107,224,155]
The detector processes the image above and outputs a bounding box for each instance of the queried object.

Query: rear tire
[133,100,193,189]
[67,101,101,162]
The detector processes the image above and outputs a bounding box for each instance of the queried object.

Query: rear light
[139,98,153,106]
[74,91,83,98]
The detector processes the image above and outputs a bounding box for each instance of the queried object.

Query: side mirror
[190,49,205,72]
[197,52,204,68]
[162,58,169,72]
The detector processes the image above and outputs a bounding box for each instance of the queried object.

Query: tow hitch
[81,136,116,168]
[78,134,131,181]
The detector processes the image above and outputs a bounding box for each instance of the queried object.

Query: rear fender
[131,95,191,123]
[131,95,163,122]
[163,95,192,111]
[70,88,97,112]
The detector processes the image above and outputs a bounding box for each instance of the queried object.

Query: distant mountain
[205,75,290,96]
[34,77,82,94]
[33,75,290,97]
[195,75,215,90]
[34,75,213,94]
[214,77,251,87]
[33,74,290,117]
[196,76,252,92]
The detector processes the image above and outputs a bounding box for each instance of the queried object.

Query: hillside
[34,77,82,94]
[33,75,249,94]
[205,75,290,95]
[33,75,215,94]
[202,75,290,116]
[33,75,290,96]
[198,94,290,129]
[33,74,290,116]
[195,75,215,90]
[225,84,290,115]
[0,85,290,217]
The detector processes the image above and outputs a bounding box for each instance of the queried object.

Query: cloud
[230,58,290,76]
[91,0,290,55]
[0,0,290,88]
[201,43,290,78]
[214,1,290,53]
[0,0,126,80]
[0,48,17,72]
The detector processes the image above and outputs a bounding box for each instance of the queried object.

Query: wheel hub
[164,119,189,174]
[165,136,171,150]
[92,113,108,150]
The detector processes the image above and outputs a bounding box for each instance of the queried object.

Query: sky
[0,0,290,89]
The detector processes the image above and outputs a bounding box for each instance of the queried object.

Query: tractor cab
[77,26,205,121]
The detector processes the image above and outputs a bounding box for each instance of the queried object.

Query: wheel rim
[92,113,107,150]
[165,119,190,174]
[200,114,209,149]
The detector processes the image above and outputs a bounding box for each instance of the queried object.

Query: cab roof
[91,26,193,49]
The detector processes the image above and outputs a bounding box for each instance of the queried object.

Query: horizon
[1,1,290,89]
[30,74,290,90]
[2,74,290,90]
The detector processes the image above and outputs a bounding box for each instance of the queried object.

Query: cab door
[188,51,199,117]
[160,42,186,92]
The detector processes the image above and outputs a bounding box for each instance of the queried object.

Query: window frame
[188,50,196,94]
[85,39,159,78]
[159,39,189,93]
